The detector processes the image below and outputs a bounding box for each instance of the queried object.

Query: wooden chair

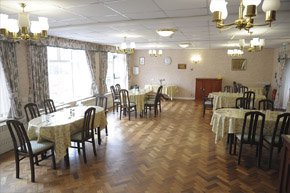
[115,84,121,95]
[95,95,108,145]
[243,91,256,109]
[110,85,120,113]
[233,111,265,167]
[258,99,274,111]
[6,120,56,182]
[70,107,97,164]
[263,113,290,168]
[201,88,213,117]
[224,85,232,92]
[235,97,250,109]
[43,99,56,114]
[144,86,163,117]
[24,103,40,122]
[233,81,239,93]
[119,89,137,120]
[238,85,248,93]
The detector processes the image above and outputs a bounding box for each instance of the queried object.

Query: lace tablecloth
[210,108,283,144]
[28,106,107,162]
[145,84,178,100]
[129,89,152,113]
[208,92,266,110]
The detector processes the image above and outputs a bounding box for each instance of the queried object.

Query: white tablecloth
[210,108,283,144]
[28,106,107,162]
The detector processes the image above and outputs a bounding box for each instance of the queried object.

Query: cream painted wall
[131,49,275,99]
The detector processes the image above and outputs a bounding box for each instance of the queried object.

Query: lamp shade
[38,17,49,30]
[18,12,30,28]
[7,19,19,33]
[30,21,41,33]
[210,0,227,12]
[156,29,176,37]
[221,4,228,19]
[262,0,281,11]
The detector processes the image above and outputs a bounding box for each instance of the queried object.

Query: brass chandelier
[115,37,135,54]
[209,0,281,31]
[0,3,49,40]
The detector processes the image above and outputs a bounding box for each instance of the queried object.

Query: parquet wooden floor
[0,100,280,193]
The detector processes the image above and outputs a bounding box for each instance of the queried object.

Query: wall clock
[164,56,172,65]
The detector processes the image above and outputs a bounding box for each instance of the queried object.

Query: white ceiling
[1,0,290,49]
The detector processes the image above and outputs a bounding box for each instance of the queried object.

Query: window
[0,61,11,121]
[47,47,93,104]
[106,53,128,91]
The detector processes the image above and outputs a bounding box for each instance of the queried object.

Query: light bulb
[158,50,163,55]
[262,0,280,11]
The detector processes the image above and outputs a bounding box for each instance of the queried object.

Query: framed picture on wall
[178,63,186,69]
[232,59,247,71]
[139,57,145,65]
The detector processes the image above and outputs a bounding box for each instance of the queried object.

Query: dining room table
[210,108,283,144]
[208,92,266,110]
[27,105,107,165]
[144,84,178,100]
[129,88,152,114]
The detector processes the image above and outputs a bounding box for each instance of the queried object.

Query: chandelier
[227,49,244,56]
[239,38,265,52]
[0,3,49,40]
[149,49,163,57]
[209,0,280,32]
[116,37,135,54]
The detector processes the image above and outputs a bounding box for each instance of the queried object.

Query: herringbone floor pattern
[0,100,280,193]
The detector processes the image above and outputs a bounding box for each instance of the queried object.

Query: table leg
[98,127,101,145]
[64,148,70,167]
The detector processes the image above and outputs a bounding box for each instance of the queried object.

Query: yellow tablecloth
[208,92,266,110]
[129,89,152,113]
[145,84,178,100]
[210,108,283,144]
[248,87,264,95]
[27,106,107,162]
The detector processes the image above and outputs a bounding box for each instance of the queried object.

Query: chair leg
[238,143,243,165]
[51,148,56,169]
[77,142,81,153]
[82,142,87,164]
[29,156,35,182]
[112,102,115,113]
[268,146,274,168]
[203,106,205,117]
[229,134,234,154]
[258,143,262,167]
[105,126,108,136]
[15,154,20,179]
[98,127,101,145]
[91,136,97,156]
[119,107,122,120]
[135,107,137,118]
[233,136,237,155]
[128,108,131,120]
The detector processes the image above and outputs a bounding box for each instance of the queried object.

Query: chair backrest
[243,91,256,109]
[110,85,117,100]
[81,107,96,140]
[263,84,271,99]
[155,86,163,104]
[270,113,290,146]
[258,99,274,110]
[241,111,265,144]
[235,97,250,109]
[24,103,40,122]
[272,89,277,101]
[115,84,121,95]
[233,81,239,93]
[239,85,248,93]
[224,85,232,92]
[44,99,56,114]
[201,88,207,101]
[6,120,32,155]
[95,95,108,112]
[119,89,130,107]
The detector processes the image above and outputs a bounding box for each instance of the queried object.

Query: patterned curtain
[0,42,22,118]
[99,52,108,94]
[85,50,99,96]
[274,43,289,108]
[27,44,49,107]
[126,54,132,88]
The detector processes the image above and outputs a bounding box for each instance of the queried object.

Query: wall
[131,49,275,99]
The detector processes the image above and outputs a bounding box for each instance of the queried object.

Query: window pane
[0,61,11,120]
[47,47,92,104]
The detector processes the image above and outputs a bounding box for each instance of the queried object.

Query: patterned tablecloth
[144,84,178,100]
[28,106,107,162]
[210,108,283,144]
[129,89,152,113]
[208,92,266,110]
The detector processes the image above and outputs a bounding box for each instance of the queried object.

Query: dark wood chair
[43,99,56,114]
[95,95,108,145]
[235,97,250,109]
[238,85,248,93]
[24,103,40,122]
[119,89,137,120]
[110,85,120,113]
[144,86,163,117]
[224,85,232,92]
[70,107,97,164]
[243,91,256,109]
[115,84,121,95]
[6,120,56,182]
[233,81,239,93]
[201,88,213,117]
[234,111,265,167]
[263,113,290,168]
[258,99,274,111]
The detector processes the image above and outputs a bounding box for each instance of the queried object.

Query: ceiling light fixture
[209,0,280,32]
[179,43,190,48]
[116,37,135,54]
[0,3,49,40]
[156,29,177,37]
[191,55,201,63]
[149,49,163,57]
[239,38,265,52]
[227,49,244,56]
